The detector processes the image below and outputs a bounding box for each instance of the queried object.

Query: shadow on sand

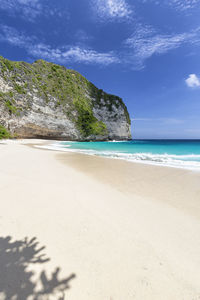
[0,236,76,300]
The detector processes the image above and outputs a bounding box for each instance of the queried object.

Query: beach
[0,139,200,300]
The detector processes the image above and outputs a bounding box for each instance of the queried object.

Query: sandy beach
[0,139,200,300]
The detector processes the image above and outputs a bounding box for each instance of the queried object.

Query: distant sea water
[51,140,200,171]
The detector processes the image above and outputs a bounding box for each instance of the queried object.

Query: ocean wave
[107,140,128,142]
[37,143,200,171]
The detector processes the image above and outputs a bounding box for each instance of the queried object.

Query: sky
[0,0,200,139]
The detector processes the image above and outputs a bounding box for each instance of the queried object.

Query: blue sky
[0,0,200,138]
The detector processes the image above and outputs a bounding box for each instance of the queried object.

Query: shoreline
[0,139,200,299]
[36,140,200,172]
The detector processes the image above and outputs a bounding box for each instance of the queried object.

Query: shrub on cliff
[0,125,11,139]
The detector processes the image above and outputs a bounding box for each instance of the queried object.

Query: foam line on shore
[37,142,200,171]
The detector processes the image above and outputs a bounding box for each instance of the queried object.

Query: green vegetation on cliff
[0,90,20,115]
[74,98,107,137]
[0,56,130,138]
[0,125,11,139]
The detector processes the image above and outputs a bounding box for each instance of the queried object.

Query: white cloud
[132,118,184,124]
[146,0,200,11]
[0,0,42,19]
[171,0,200,10]
[31,45,119,65]
[93,0,132,21]
[125,25,200,69]
[0,25,34,46]
[0,0,64,20]
[168,0,200,11]
[0,23,199,69]
[0,25,119,66]
[185,74,200,87]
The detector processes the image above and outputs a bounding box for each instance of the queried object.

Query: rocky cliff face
[0,56,131,141]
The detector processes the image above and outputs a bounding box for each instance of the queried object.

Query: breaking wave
[37,142,200,171]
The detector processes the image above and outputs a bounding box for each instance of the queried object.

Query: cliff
[0,56,131,141]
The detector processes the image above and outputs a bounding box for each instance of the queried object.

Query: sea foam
[37,140,200,171]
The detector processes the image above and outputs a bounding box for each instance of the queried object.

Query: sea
[48,139,200,171]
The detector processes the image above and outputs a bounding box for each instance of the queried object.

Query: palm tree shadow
[0,236,76,300]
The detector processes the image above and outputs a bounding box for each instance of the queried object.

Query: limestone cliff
[0,56,131,140]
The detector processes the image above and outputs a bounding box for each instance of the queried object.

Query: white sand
[0,139,200,300]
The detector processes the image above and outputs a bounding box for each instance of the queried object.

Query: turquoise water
[57,140,200,170]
